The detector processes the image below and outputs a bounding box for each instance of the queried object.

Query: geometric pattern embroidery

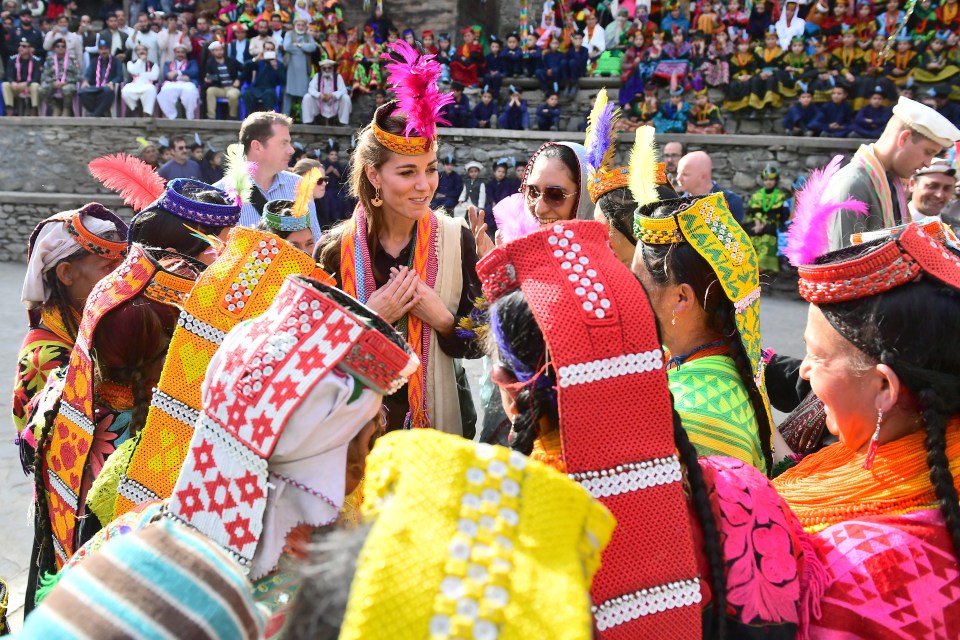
[41,245,158,566]
[166,275,416,570]
[812,509,960,639]
[115,227,319,520]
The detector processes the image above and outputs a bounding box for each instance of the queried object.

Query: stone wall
[0,117,861,261]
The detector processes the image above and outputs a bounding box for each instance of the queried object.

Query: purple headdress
[784,155,869,266]
[377,40,454,147]
[584,88,620,182]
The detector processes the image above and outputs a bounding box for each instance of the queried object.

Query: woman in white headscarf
[774,1,806,50]
[13,204,126,449]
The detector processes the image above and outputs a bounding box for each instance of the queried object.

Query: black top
[321,222,484,360]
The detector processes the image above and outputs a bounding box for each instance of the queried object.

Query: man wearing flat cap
[827,96,960,249]
[907,159,957,224]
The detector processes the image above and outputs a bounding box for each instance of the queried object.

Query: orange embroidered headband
[371,101,436,156]
[588,166,631,203]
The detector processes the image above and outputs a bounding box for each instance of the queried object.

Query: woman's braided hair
[638,198,774,473]
[817,256,960,561]
[488,288,726,638]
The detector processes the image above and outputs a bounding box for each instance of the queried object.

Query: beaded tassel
[863,410,883,470]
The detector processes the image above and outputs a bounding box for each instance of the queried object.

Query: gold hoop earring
[371,188,383,207]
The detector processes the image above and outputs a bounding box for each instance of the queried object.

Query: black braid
[508,385,559,456]
[127,368,152,438]
[919,389,960,561]
[714,302,774,475]
[29,395,62,606]
[673,407,726,640]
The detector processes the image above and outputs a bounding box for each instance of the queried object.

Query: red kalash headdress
[478,221,703,639]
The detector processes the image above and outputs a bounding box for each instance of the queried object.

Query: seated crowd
[2,0,960,134]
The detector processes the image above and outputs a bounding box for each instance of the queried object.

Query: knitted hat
[338,429,615,639]
[40,244,199,567]
[166,275,418,576]
[477,221,703,638]
[115,228,335,522]
[20,519,267,640]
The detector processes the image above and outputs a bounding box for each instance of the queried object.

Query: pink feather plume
[380,41,454,141]
[88,154,166,212]
[784,155,869,266]
[493,193,540,243]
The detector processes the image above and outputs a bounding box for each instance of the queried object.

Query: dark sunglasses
[522,184,575,208]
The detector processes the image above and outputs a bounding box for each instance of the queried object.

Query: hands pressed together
[365,266,455,335]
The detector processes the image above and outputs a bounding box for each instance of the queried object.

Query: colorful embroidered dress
[670,354,766,473]
[774,427,960,638]
[745,186,787,273]
[12,309,74,436]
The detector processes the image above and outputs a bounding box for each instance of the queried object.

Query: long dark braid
[919,388,960,559]
[508,385,560,455]
[714,303,774,474]
[672,406,726,639]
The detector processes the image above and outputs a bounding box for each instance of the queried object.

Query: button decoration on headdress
[115,228,335,521]
[166,275,418,572]
[373,41,455,156]
[338,429,615,640]
[477,221,703,637]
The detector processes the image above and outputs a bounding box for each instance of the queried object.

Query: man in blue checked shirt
[216,111,320,239]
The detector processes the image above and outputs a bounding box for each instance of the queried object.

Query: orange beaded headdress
[372,41,454,156]
[39,244,197,567]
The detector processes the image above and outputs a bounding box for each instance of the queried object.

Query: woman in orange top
[774,223,960,637]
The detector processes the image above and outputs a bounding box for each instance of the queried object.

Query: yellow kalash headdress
[634,192,773,435]
[107,227,334,522]
[337,430,615,640]
[371,40,454,155]
[584,89,672,205]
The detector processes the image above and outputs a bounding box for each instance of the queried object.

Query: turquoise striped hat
[19,519,267,640]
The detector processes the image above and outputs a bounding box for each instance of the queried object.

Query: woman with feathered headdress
[316,41,484,437]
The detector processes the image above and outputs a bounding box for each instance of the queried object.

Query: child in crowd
[499,85,529,129]
[472,86,498,129]
[782,83,821,135]
[654,88,689,133]
[701,28,732,87]
[888,33,917,86]
[503,31,523,76]
[441,81,472,127]
[848,86,893,138]
[564,31,589,96]
[724,33,756,113]
[687,87,723,133]
[451,25,484,88]
[521,32,542,77]
[483,35,506,99]
[436,32,453,84]
[536,90,562,131]
[745,164,788,276]
[422,30,438,55]
[812,85,853,137]
[486,162,514,230]
[432,153,463,211]
[537,36,565,93]
[457,161,486,216]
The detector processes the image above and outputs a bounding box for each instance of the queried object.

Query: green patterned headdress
[634,192,771,425]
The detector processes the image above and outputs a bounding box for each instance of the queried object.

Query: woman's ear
[874,363,902,415]
[365,164,380,191]
[675,282,698,314]
[55,261,75,288]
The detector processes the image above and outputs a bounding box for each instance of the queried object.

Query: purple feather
[785,155,869,266]
[585,102,617,172]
